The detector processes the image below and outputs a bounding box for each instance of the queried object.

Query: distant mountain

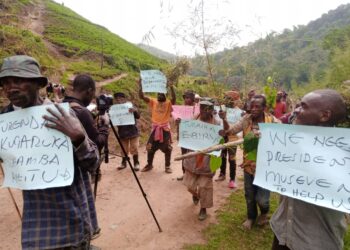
[137,43,176,62]
[190,3,350,90]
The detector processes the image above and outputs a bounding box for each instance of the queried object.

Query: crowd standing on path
[0,54,348,250]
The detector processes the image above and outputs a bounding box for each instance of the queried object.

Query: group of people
[0,54,348,250]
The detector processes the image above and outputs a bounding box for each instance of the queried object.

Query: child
[114,92,141,171]
[216,91,241,189]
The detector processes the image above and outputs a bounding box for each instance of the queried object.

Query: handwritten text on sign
[254,123,350,213]
[0,103,74,190]
[109,102,135,126]
[226,107,243,123]
[172,105,197,120]
[178,119,223,156]
[140,70,167,93]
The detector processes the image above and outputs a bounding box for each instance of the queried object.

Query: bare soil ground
[0,143,243,250]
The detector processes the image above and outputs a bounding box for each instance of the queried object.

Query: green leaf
[243,132,259,152]
[243,132,259,162]
[210,155,222,173]
[246,149,257,161]
[219,138,225,144]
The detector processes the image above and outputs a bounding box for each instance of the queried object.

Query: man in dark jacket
[63,74,110,240]
[0,55,99,249]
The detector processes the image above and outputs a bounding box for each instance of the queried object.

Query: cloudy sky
[52,0,350,56]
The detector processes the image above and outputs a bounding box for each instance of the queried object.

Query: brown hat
[0,55,48,87]
[225,91,240,101]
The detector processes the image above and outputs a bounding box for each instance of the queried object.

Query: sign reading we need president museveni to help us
[0,103,74,190]
[254,123,350,213]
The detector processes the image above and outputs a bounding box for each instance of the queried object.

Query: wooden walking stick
[0,164,22,220]
[174,139,244,161]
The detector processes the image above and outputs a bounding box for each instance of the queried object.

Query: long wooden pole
[174,139,244,161]
[0,164,22,220]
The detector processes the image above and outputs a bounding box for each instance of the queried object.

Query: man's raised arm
[169,82,176,105]
[138,79,150,103]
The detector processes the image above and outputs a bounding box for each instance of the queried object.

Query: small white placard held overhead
[0,103,74,190]
[254,123,350,213]
[109,102,135,126]
[140,70,167,93]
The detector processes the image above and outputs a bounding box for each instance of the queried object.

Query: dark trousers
[272,236,291,250]
[53,238,91,250]
[219,148,236,181]
[181,147,189,173]
[147,130,172,167]
[244,172,270,220]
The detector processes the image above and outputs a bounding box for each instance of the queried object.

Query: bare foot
[242,219,254,230]
[257,214,269,226]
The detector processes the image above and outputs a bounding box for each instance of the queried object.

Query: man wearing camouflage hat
[0,55,100,250]
[182,98,228,221]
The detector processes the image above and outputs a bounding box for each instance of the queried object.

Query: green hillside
[0,0,167,84]
[190,4,350,93]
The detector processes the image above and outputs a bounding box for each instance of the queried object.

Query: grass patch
[0,25,56,75]
[185,190,350,250]
[61,61,118,84]
[43,0,166,73]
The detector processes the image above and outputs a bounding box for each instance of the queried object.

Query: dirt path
[96,73,128,90]
[25,0,64,60]
[0,143,243,250]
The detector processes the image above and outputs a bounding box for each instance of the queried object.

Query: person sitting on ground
[183,99,229,221]
[176,89,196,181]
[219,94,280,229]
[114,92,141,171]
[271,89,348,250]
[0,55,100,249]
[215,91,242,189]
[138,78,176,173]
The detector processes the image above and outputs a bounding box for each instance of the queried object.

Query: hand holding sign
[218,110,226,120]
[109,102,135,126]
[254,123,350,213]
[0,103,74,190]
[43,103,85,147]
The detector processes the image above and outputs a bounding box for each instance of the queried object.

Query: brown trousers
[183,171,213,208]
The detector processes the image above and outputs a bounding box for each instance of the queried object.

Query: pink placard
[172,105,198,120]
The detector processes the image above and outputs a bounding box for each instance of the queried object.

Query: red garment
[274,101,286,119]
[152,122,170,142]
